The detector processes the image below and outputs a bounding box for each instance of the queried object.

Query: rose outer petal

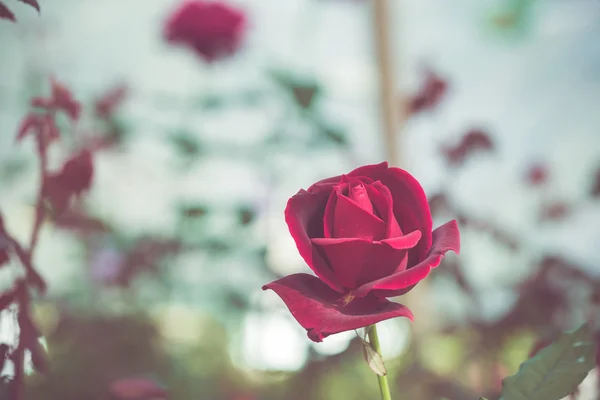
[349,162,433,266]
[311,230,421,289]
[262,273,413,342]
[353,220,460,298]
[286,189,344,292]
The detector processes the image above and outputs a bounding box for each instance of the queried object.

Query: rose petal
[381,230,422,250]
[285,189,344,292]
[349,162,433,266]
[366,182,403,238]
[262,273,413,342]
[311,230,421,289]
[348,183,373,213]
[322,186,338,238]
[332,192,386,240]
[353,220,460,298]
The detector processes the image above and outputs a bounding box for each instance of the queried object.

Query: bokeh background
[1,0,600,399]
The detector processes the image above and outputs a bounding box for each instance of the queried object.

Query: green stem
[367,324,392,400]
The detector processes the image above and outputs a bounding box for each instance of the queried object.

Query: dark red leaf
[30,96,52,109]
[0,344,9,373]
[16,113,60,143]
[50,78,81,120]
[0,249,8,267]
[0,2,15,21]
[0,289,15,310]
[60,149,94,194]
[17,0,40,12]
[95,84,128,119]
[407,69,448,115]
[44,150,94,215]
[442,129,494,167]
[52,208,109,233]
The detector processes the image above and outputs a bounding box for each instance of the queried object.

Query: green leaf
[291,83,320,109]
[499,323,596,400]
[268,69,321,109]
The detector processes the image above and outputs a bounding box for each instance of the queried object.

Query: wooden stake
[372,0,401,166]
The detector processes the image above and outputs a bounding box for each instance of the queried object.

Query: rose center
[348,183,374,214]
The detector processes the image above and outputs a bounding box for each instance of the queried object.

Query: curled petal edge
[263,273,414,342]
[353,220,460,298]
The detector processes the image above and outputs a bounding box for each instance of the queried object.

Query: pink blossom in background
[164,1,246,62]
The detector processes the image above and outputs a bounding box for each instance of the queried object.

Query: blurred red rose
[263,162,460,342]
[164,1,246,62]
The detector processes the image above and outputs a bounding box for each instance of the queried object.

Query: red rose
[164,1,246,63]
[263,162,460,342]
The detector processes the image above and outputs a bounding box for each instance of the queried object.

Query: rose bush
[263,162,460,342]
